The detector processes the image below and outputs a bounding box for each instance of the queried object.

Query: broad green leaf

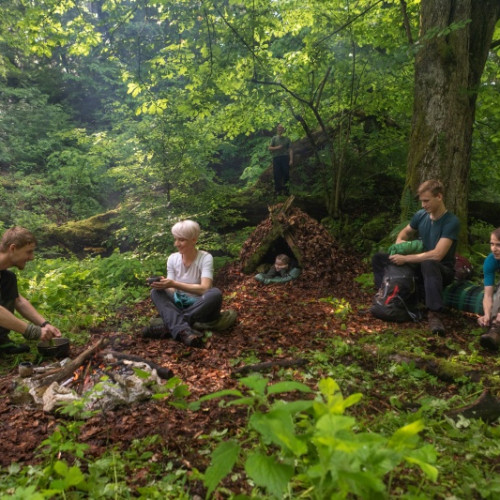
[239,374,269,395]
[267,380,313,395]
[244,452,293,498]
[204,440,240,497]
[197,389,243,403]
[250,409,308,456]
[389,420,425,450]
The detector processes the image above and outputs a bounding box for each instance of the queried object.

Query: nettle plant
[196,375,438,499]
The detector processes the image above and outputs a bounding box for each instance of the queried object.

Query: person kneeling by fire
[0,227,61,355]
[142,220,237,348]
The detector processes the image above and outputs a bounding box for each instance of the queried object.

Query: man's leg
[420,260,454,335]
[0,299,30,354]
[282,161,290,195]
[480,284,500,351]
[371,252,391,289]
[490,284,500,322]
[420,260,454,311]
[273,158,282,194]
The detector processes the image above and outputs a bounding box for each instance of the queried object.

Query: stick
[102,350,174,380]
[39,338,108,387]
[446,390,500,422]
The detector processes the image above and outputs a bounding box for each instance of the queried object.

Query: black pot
[37,338,70,359]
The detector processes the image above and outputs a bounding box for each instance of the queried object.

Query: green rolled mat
[388,240,424,256]
[443,281,484,314]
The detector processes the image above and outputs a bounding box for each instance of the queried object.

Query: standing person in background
[269,124,293,196]
[142,220,237,348]
[477,227,500,351]
[0,226,61,355]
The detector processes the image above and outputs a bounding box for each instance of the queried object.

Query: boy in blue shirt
[478,227,500,351]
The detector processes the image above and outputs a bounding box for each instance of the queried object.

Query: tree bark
[404,0,500,247]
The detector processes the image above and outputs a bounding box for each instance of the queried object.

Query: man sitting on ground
[372,180,459,335]
[0,227,61,355]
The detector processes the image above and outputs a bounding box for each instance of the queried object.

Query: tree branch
[399,0,414,44]
[314,0,385,48]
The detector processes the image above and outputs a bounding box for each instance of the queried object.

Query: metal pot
[37,338,70,359]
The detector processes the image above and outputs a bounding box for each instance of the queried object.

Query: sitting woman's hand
[150,277,173,289]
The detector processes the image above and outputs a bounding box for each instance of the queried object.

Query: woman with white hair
[143,220,236,347]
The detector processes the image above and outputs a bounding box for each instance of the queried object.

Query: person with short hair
[269,124,293,195]
[143,220,236,347]
[0,226,61,355]
[372,180,460,335]
[477,227,500,351]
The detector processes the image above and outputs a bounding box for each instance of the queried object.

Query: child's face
[275,259,288,270]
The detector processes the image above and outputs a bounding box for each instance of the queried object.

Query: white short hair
[171,220,200,240]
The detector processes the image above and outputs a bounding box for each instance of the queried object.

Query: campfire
[11,338,173,414]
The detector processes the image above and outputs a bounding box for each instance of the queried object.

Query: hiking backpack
[454,254,473,281]
[370,264,420,322]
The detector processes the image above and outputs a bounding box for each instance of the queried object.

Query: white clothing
[167,250,213,297]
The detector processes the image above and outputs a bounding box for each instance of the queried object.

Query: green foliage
[0,424,190,499]
[318,296,352,320]
[18,251,164,334]
[198,375,437,499]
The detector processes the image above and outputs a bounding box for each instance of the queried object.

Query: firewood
[102,350,174,380]
[446,390,500,422]
[38,338,108,387]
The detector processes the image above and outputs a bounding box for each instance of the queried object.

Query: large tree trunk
[404,0,500,246]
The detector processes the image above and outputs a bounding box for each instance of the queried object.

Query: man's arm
[390,237,454,265]
[15,295,45,325]
[479,286,494,327]
[14,295,61,340]
[395,224,417,244]
[0,304,29,334]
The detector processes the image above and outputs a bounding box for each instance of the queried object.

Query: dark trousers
[273,155,290,195]
[151,287,222,338]
[372,252,455,312]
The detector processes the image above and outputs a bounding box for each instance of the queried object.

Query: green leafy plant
[197,375,438,499]
[318,296,352,320]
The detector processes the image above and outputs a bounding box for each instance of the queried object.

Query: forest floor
[0,251,498,497]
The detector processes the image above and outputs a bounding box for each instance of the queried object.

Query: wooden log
[446,390,500,423]
[232,358,308,376]
[363,345,500,421]
[387,352,483,383]
[102,350,174,380]
[39,338,108,387]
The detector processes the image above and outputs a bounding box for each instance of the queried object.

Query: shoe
[177,330,204,348]
[428,311,445,336]
[142,321,170,339]
[193,310,237,331]
[0,342,30,355]
[480,325,500,351]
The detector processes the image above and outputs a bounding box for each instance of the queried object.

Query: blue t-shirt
[409,209,459,268]
[483,253,500,287]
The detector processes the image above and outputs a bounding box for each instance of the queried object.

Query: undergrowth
[0,257,498,498]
